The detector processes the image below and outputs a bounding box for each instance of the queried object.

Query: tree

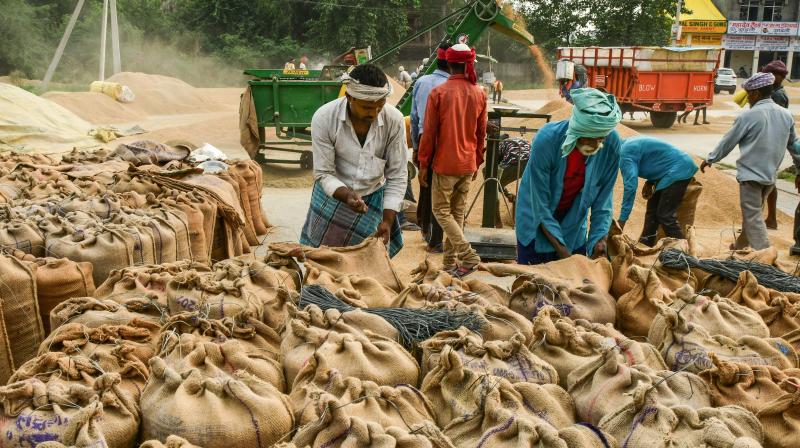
[589,0,679,47]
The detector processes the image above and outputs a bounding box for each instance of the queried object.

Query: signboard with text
[758,35,791,50]
[727,21,799,36]
[678,34,723,46]
[680,20,727,34]
[724,34,800,51]
[723,35,756,50]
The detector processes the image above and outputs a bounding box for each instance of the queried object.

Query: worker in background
[515,88,622,264]
[678,104,709,126]
[493,79,504,104]
[398,66,412,89]
[285,58,296,70]
[418,43,487,276]
[299,56,308,70]
[300,64,407,257]
[701,72,800,251]
[559,64,588,104]
[411,42,451,253]
[762,60,790,231]
[618,136,698,246]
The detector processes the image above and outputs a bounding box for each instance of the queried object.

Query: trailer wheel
[650,112,677,128]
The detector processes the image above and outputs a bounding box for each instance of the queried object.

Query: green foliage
[0,0,53,77]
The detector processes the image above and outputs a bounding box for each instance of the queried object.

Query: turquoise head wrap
[561,88,622,156]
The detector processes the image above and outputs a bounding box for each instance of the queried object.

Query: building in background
[712,0,800,78]
[678,0,728,47]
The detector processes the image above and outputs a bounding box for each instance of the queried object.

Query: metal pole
[99,0,109,80]
[42,0,85,90]
[110,0,121,74]
[672,0,682,46]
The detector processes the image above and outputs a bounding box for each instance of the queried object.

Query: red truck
[556,46,722,128]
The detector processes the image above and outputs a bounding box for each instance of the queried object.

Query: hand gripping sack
[158,314,284,391]
[290,370,435,428]
[292,402,454,448]
[509,273,616,325]
[567,351,710,425]
[650,306,799,374]
[598,388,764,448]
[0,372,140,448]
[648,285,770,342]
[141,359,294,448]
[49,296,165,331]
[617,265,674,338]
[420,327,558,385]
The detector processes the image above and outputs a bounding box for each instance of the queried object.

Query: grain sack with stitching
[25,256,95,334]
[598,388,763,448]
[755,381,800,448]
[0,301,13,384]
[420,346,611,447]
[166,270,263,319]
[290,369,435,428]
[509,273,616,325]
[424,295,533,345]
[141,358,293,448]
[139,435,203,448]
[758,296,800,339]
[567,351,710,425]
[0,218,44,256]
[617,264,674,337]
[650,306,799,374]
[0,373,140,448]
[95,261,207,304]
[231,160,269,235]
[648,285,769,342]
[0,252,43,367]
[281,303,400,385]
[158,313,284,391]
[50,296,165,330]
[420,327,558,385]
[726,270,780,312]
[292,402,454,448]
[216,171,259,246]
[401,259,510,307]
[305,264,401,308]
[39,319,159,368]
[46,227,134,286]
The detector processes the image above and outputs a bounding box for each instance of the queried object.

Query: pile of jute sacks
[0,148,799,447]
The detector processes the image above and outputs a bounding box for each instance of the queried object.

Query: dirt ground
[17,72,800,274]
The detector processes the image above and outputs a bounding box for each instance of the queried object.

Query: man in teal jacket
[515,88,622,264]
[618,137,698,246]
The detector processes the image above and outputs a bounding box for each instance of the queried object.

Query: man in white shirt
[300,64,408,257]
[399,66,412,89]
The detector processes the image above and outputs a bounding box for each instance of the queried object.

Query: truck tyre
[650,112,677,128]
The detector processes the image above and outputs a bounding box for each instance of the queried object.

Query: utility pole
[99,0,109,81]
[42,0,85,90]
[672,0,683,46]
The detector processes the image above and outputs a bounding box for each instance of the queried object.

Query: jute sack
[140,436,203,448]
[230,160,269,235]
[755,381,800,448]
[598,387,764,448]
[45,226,135,286]
[95,261,208,304]
[281,303,400,385]
[166,270,263,319]
[424,295,534,344]
[271,237,405,293]
[50,297,165,330]
[305,264,401,308]
[39,319,159,368]
[147,206,194,263]
[420,347,613,447]
[700,247,779,298]
[480,254,613,292]
[161,194,213,264]
[650,306,799,374]
[617,265,674,338]
[609,233,696,297]
[727,270,780,312]
[290,372,435,428]
[112,212,180,265]
[0,300,13,384]
[292,402,453,448]
[0,251,44,367]
[289,330,419,390]
[405,259,510,307]
[158,313,283,390]
[25,256,95,334]
[530,306,666,389]
[758,296,800,339]
[0,372,140,448]
[0,218,45,256]
[141,358,294,448]
[58,194,122,219]
[108,222,159,266]
[111,174,163,195]
[567,350,710,425]
[648,285,770,343]
[420,327,558,385]
[216,171,259,246]
[508,273,616,325]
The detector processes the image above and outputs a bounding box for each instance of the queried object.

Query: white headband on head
[341,73,392,102]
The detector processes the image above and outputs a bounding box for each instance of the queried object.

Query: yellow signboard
[681,20,727,34]
[282,69,310,76]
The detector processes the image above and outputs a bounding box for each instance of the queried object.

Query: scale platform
[464,227,517,261]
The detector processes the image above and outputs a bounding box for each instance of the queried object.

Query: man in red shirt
[418,43,487,276]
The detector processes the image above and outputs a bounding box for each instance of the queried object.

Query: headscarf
[763,60,788,76]
[436,47,447,61]
[341,72,392,101]
[561,88,622,156]
[742,72,775,91]
[446,43,478,84]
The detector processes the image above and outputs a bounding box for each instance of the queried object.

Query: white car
[715,68,737,94]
